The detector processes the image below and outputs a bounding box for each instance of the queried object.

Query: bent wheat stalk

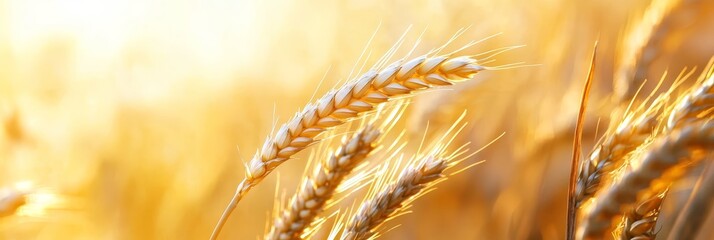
[342,155,448,240]
[266,125,381,240]
[578,122,714,239]
[211,54,485,239]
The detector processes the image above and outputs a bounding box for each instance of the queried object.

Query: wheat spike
[578,70,714,238]
[668,74,714,129]
[342,155,448,240]
[575,69,708,209]
[210,53,485,239]
[613,72,714,240]
[266,125,381,240]
[574,103,661,208]
[618,191,666,240]
[578,122,714,239]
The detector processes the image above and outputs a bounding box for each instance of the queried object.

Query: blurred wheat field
[1,0,714,239]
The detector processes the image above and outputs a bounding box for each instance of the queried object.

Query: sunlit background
[1,0,713,239]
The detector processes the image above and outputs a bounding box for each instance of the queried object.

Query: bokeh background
[1,0,713,239]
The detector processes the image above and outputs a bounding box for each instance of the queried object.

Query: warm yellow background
[1,0,713,239]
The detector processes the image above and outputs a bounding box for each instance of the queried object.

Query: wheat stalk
[342,154,448,240]
[577,121,714,239]
[266,125,381,240]
[210,53,485,239]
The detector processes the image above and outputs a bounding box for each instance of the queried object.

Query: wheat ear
[618,190,666,240]
[342,155,448,240]
[613,72,714,239]
[668,74,714,129]
[266,125,381,240]
[211,54,485,239]
[574,105,661,209]
[575,70,709,209]
[577,122,714,239]
[611,71,714,239]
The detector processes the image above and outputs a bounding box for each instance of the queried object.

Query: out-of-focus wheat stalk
[0,187,28,218]
[211,51,487,239]
[614,0,689,102]
[266,125,381,240]
[667,160,714,239]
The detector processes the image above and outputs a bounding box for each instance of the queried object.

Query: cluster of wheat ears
[196,3,709,239]
[1,0,713,239]
[202,0,713,239]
